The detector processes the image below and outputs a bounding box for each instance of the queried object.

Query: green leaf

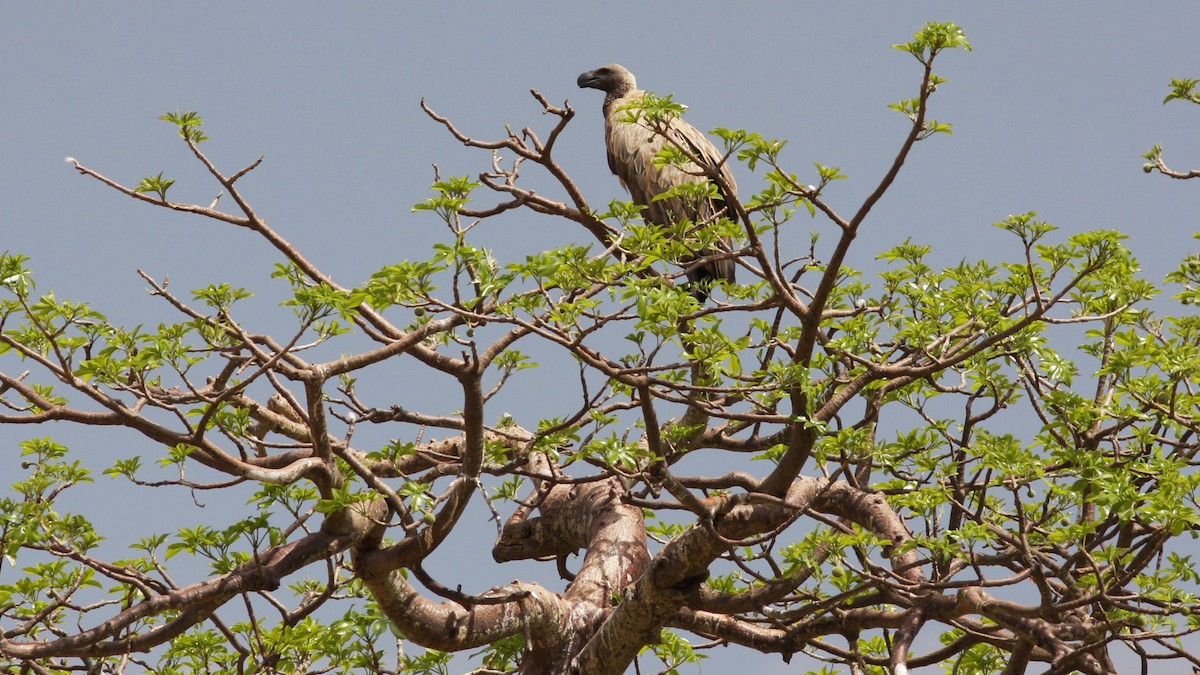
[133,172,175,201]
[160,110,209,143]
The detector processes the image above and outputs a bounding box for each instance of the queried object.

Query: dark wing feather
[670,120,738,288]
[665,122,738,217]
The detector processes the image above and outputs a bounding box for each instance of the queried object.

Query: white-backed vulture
[577,63,737,302]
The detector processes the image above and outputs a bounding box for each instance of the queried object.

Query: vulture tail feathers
[685,250,735,303]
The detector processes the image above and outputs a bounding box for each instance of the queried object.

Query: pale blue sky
[3,4,1199,673]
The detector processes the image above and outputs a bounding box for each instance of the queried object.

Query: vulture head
[577,64,637,97]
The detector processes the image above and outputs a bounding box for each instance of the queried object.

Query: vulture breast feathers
[577,64,737,301]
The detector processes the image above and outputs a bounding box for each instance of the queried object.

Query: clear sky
[3,3,1200,673]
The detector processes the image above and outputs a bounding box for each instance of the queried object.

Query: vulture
[577,63,737,302]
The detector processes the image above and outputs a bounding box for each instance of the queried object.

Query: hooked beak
[577,71,601,89]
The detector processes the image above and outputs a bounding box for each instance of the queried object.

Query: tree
[2,22,1198,674]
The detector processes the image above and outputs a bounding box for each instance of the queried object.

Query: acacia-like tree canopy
[4,23,1200,675]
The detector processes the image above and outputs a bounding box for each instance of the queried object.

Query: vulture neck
[602,86,641,118]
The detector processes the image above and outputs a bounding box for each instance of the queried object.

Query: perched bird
[577,63,737,302]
